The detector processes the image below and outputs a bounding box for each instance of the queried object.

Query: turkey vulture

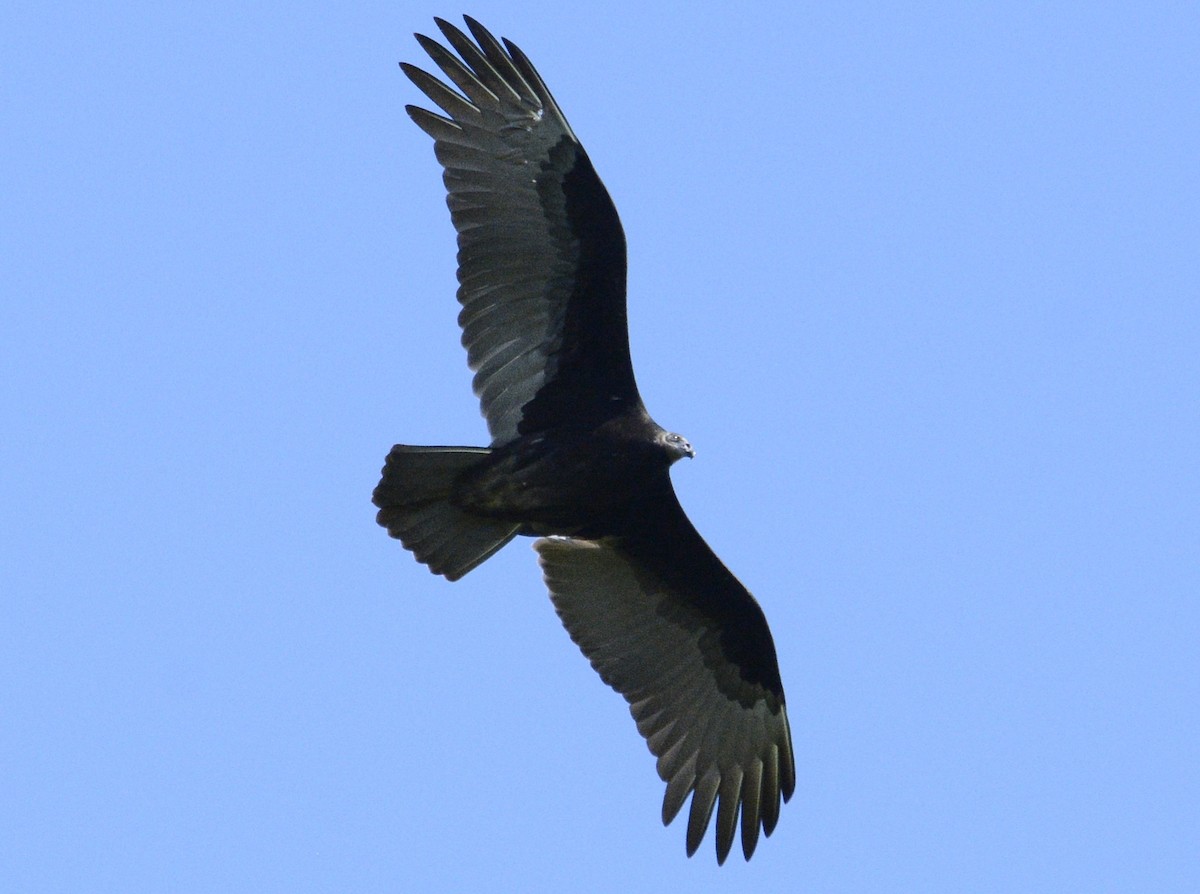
[373,16,795,863]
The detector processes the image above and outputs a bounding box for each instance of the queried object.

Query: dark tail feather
[372,445,519,581]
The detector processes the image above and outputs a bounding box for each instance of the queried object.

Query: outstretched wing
[404,17,642,445]
[535,484,795,864]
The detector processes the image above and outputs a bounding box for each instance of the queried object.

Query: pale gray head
[657,430,696,463]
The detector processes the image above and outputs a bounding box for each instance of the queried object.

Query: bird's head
[658,430,696,464]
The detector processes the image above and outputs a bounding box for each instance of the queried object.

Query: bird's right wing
[404,17,642,445]
[535,502,795,864]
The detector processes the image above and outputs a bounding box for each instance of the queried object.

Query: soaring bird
[373,16,794,863]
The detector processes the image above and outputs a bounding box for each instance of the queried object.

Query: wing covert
[405,17,642,444]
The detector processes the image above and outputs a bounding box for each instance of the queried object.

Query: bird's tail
[372,445,519,581]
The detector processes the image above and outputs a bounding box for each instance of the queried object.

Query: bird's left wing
[535,493,795,864]
[403,17,641,445]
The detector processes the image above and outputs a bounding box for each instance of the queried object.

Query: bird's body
[374,17,795,863]
[452,415,687,537]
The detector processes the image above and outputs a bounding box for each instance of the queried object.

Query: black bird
[373,17,795,863]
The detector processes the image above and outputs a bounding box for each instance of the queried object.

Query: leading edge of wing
[403,17,642,444]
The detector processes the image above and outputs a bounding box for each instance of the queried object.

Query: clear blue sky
[3,2,1197,891]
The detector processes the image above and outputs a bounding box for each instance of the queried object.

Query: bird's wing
[535,486,795,864]
[404,17,641,445]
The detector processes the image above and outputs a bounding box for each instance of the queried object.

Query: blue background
[3,2,1197,891]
